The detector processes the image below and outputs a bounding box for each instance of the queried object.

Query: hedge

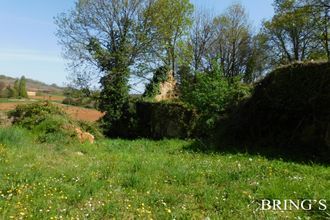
[216,62,330,163]
[104,101,198,139]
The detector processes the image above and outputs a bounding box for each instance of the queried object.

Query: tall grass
[0,126,33,147]
[0,138,329,219]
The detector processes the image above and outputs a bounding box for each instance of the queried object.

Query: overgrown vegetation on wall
[102,100,197,139]
[215,62,330,163]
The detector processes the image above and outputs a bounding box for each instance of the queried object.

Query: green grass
[0,128,329,219]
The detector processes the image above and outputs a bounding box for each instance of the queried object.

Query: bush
[181,71,251,136]
[9,101,66,130]
[8,101,101,144]
[216,62,330,163]
[33,114,77,144]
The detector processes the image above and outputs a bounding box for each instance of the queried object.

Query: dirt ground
[0,102,104,122]
[59,104,104,122]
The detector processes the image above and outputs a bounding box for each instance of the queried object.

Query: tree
[18,76,28,98]
[56,0,153,129]
[262,0,322,65]
[244,33,270,83]
[7,86,17,98]
[13,79,19,97]
[144,0,194,76]
[303,0,330,61]
[210,4,254,78]
[188,9,216,72]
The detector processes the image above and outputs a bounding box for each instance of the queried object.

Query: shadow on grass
[182,139,330,166]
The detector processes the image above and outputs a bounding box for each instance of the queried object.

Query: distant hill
[0,75,64,95]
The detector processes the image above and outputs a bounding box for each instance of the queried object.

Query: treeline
[55,0,329,132]
[0,76,28,98]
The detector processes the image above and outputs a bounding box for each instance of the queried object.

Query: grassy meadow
[0,127,329,219]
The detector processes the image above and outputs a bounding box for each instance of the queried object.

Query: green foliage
[13,79,19,96]
[8,101,101,144]
[9,101,66,129]
[216,62,330,163]
[18,76,28,98]
[144,0,194,71]
[56,0,151,133]
[2,77,29,99]
[103,100,197,139]
[135,101,197,139]
[33,115,77,144]
[9,87,18,98]
[87,38,131,133]
[180,66,251,134]
[262,0,327,64]
[99,71,130,132]
[143,66,169,98]
[0,86,11,98]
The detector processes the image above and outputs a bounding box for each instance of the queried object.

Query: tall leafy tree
[262,0,322,65]
[13,79,19,97]
[144,0,194,76]
[188,9,216,72]
[56,0,153,129]
[210,4,254,78]
[303,0,330,60]
[7,86,17,98]
[18,76,28,98]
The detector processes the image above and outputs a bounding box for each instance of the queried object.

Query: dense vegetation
[55,0,329,127]
[8,102,102,144]
[0,76,28,99]
[215,62,330,163]
[0,0,329,218]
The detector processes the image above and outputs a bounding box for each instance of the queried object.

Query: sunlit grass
[0,130,329,219]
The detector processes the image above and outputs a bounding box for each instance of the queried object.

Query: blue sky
[0,0,274,86]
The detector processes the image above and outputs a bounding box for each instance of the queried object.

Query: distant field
[60,104,104,122]
[0,98,103,122]
[30,95,65,102]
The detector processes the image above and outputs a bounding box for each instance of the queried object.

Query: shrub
[216,62,330,163]
[33,114,77,144]
[9,101,66,130]
[181,71,251,136]
[9,101,101,144]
